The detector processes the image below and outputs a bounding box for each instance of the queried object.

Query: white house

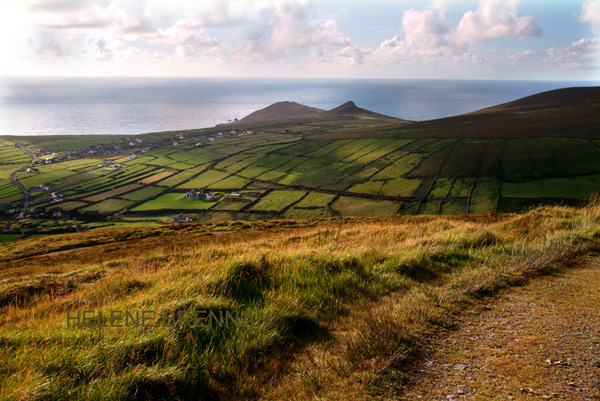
[185,189,199,199]
[129,154,137,159]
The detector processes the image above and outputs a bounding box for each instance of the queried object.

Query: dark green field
[1,87,599,232]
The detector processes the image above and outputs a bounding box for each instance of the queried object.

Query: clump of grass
[218,257,272,302]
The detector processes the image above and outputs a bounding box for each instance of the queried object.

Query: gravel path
[400,252,600,401]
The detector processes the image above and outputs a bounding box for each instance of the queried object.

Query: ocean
[0,77,597,136]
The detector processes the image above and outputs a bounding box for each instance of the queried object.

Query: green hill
[239,101,324,124]
[1,87,599,233]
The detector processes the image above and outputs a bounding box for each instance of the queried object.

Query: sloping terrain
[2,87,600,400]
[239,101,324,124]
[1,202,600,400]
[365,86,600,139]
[0,87,599,236]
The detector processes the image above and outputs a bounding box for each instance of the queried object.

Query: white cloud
[545,37,600,69]
[456,0,541,43]
[579,0,600,31]
[27,0,111,13]
[370,6,478,66]
[267,2,350,50]
[8,0,597,78]
[218,0,354,70]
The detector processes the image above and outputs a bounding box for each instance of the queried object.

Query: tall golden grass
[1,200,599,400]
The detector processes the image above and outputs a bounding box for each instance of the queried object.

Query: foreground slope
[1,202,599,399]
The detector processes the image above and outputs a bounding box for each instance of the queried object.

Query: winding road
[10,144,38,219]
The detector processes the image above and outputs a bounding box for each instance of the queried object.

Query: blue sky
[1,0,599,80]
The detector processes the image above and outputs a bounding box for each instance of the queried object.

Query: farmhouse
[174,213,190,223]
[208,137,215,142]
[129,154,137,159]
[111,165,121,171]
[185,189,199,199]
[185,189,216,200]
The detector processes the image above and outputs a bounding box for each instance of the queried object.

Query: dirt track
[400,252,600,401]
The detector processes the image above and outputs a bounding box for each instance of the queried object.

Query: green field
[121,186,165,201]
[81,198,134,213]
[131,192,219,211]
[332,196,400,216]
[501,174,600,199]
[0,87,599,223]
[177,170,230,189]
[250,190,307,211]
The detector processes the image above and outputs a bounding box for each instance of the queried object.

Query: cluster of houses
[51,192,63,203]
[125,138,144,147]
[32,183,52,192]
[174,213,191,223]
[0,202,19,215]
[76,139,149,158]
[100,160,122,170]
[185,189,215,200]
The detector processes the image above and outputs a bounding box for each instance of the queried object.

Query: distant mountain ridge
[237,100,405,126]
[240,101,324,124]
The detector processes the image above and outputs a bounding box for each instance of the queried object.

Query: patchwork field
[0,87,599,227]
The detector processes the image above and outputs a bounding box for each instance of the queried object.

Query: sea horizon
[1,76,598,137]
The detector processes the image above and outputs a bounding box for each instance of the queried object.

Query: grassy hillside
[0,87,599,235]
[1,201,599,399]
[239,101,324,124]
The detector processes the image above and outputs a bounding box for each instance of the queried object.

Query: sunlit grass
[1,200,599,400]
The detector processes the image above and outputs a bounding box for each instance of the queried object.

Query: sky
[0,0,599,80]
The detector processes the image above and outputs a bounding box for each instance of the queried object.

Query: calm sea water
[0,77,597,136]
